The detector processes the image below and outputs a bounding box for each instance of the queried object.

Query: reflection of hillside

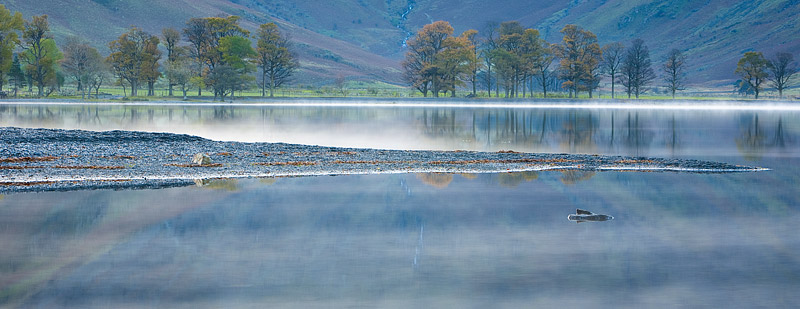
[416,173,454,189]
[0,190,234,306]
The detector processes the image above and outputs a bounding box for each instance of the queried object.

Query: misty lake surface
[1,101,799,308]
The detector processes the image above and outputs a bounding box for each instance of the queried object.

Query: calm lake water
[1,102,799,308]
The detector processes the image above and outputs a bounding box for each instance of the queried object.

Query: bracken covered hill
[6,0,799,87]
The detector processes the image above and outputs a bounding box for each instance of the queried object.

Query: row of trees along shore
[0,6,797,100]
[0,5,298,100]
[403,20,798,99]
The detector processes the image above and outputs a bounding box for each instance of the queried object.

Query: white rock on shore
[192,153,212,165]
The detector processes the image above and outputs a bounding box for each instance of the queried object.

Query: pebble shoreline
[0,127,766,193]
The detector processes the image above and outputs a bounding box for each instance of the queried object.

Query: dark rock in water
[568,209,614,223]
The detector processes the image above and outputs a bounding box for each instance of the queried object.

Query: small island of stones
[0,127,766,193]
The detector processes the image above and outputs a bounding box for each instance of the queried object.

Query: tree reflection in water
[560,170,596,185]
[623,112,653,157]
[496,171,539,188]
[1,104,797,163]
[416,173,454,189]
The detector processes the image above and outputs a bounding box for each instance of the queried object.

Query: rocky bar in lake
[0,127,766,193]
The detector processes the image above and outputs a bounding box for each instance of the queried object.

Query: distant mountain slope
[6,0,799,87]
[4,0,404,85]
[404,0,800,85]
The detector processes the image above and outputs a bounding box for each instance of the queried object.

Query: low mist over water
[1,102,796,163]
[1,101,799,308]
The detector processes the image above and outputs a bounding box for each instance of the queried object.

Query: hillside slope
[230,0,800,85]
[5,0,799,87]
[404,0,800,85]
[4,0,404,85]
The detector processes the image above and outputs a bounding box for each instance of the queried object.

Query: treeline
[403,20,799,99]
[735,51,797,99]
[0,5,298,100]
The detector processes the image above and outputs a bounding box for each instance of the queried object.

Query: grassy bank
[3,81,798,102]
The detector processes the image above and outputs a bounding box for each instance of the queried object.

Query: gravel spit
[0,127,766,193]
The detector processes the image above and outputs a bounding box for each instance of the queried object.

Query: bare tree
[532,43,555,98]
[767,52,797,98]
[61,36,103,99]
[335,74,347,96]
[86,59,110,99]
[162,27,183,96]
[662,48,686,99]
[482,21,499,98]
[601,42,624,99]
[165,57,192,99]
[620,38,655,99]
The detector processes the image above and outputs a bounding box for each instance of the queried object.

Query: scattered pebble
[0,127,766,193]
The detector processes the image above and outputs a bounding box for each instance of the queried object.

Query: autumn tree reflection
[560,170,596,184]
[496,171,538,188]
[734,114,789,161]
[736,114,766,161]
[416,173,454,189]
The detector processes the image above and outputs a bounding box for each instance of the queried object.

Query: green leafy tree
[20,15,61,96]
[8,54,24,96]
[107,27,161,97]
[21,38,61,97]
[735,51,768,99]
[213,35,255,99]
[495,21,524,98]
[553,25,602,98]
[0,5,23,92]
[255,22,298,97]
[183,16,250,100]
[162,27,183,96]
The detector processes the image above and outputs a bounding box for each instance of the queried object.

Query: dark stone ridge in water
[0,127,766,193]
